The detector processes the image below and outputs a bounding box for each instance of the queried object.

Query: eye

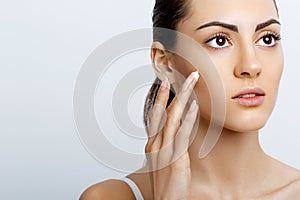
[205,33,232,49]
[256,32,281,47]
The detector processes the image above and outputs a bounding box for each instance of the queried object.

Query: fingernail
[160,77,169,91]
[182,71,199,92]
[189,100,197,111]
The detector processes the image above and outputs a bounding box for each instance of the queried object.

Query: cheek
[195,48,284,132]
[195,79,212,121]
[258,47,284,108]
[262,51,284,111]
[265,50,284,89]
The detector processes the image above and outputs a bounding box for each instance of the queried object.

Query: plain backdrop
[1,0,300,199]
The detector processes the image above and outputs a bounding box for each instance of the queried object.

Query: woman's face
[171,0,283,132]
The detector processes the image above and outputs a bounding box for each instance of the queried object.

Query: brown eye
[216,37,226,46]
[257,33,281,47]
[206,34,232,49]
[263,35,273,45]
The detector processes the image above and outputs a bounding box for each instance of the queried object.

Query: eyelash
[258,31,281,47]
[263,31,281,40]
[205,32,232,50]
[204,31,282,50]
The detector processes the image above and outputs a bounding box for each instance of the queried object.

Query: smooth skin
[80,0,300,199]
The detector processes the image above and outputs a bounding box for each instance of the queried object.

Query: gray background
[1,0,300,199]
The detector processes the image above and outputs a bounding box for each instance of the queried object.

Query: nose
[234,45,262,78]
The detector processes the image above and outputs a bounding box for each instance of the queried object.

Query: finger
[145,78,170,170]
[168,152,191,199]
[148,104,167,138]
[161,71,199,147]
[172,100,198,163]
[146,77,170,151]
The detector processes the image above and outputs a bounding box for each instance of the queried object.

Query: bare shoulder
[268,176,300,199]
[126,167,153,200]
[79,179,136,200]
[263,159,300,199]
[281,169,300,196]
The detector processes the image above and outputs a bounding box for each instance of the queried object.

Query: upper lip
[232,87,266,99]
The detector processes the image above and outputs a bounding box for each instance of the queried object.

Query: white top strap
[121,177,144,200]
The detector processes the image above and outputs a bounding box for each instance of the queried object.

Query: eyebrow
[255,19,281,32]
[195,18,281,33]
[196,21,239,32]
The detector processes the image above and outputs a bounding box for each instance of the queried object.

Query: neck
[188,117,272,196]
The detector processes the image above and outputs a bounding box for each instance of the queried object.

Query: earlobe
[151,41,174,81]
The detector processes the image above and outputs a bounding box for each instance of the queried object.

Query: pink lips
[232,87,265,107]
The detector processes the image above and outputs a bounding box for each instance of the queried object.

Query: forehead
[179,0,278,30]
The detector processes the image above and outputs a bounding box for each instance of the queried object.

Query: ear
[151,41,176,83]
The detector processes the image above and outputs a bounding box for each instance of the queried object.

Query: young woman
[80,0,300,199]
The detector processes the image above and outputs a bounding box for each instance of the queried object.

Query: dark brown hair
[143,0,191,130]
[143,0,278,130]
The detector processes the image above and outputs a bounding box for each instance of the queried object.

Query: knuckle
[149,105,165,122]
[170,155,190,171]
[145,142,152,153]
[149,111,155,125]
[149,106,157,120]
[166,112,181,125]
[155,90,169,105]
[145,138,161,153]
[170,162,184,172]
[168,101,184,117]
[155,93,164,103]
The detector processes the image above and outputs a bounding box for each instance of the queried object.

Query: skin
[80,0,300,199]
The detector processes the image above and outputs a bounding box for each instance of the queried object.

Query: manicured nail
[160,77,169,91]
[189,100,197,111]
[182,71,199,92]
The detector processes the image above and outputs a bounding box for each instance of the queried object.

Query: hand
[145,71,199,200]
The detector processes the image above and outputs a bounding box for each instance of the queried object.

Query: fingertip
[191,71,200,82]
[189,100,197,112]
[160,77,169,91]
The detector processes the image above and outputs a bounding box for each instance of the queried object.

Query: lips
[232,87,265,107]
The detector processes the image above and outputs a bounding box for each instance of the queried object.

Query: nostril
[256,71,261,76]
[234,63,262,78]
[241,72,250,76]
[239,70,261,78]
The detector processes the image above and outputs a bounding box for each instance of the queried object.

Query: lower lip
[233,96,265,107]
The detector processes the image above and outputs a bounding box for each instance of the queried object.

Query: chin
[223,113,270,133]
[224,123,266,133]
